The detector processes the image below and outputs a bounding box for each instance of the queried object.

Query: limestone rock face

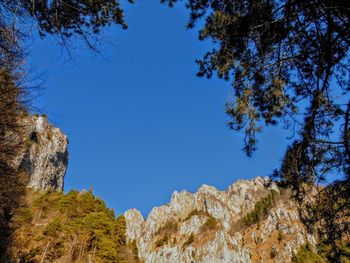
[20,115,68,191]
[124,177,316,263]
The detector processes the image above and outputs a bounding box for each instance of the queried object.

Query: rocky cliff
[11,115,322,262]
[124,177,316,263]
[19,115,68,191]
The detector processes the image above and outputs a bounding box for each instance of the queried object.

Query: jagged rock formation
[9,115,321,262]
[125,177,316,263]
[19,115,68,191]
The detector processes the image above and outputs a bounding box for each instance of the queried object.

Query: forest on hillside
[0,1,349,262]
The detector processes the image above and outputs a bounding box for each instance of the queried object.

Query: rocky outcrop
[20,115,68,191]
[11,115,316,261]
[124,177,316,263]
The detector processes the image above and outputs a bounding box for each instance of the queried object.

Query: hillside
[4,115,348,263]
[8,178,338,263]
[9,190,139,263]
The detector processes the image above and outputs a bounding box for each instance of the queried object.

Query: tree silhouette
[0,0,133,53]
[0,0,132,259]
[162,0,350,260]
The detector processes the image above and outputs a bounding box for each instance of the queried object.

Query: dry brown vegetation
[182,233,195,249]
[154,221,178,248]
[183,209,208,221]
[153,211,221,250]
[0,68,28,260]
[240,191,307,263]
[10,189,139,263]
[0,11,32,260]
[182,210,221,248]
[199,214,219,233]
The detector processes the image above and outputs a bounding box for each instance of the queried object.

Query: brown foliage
[0,69,28,260]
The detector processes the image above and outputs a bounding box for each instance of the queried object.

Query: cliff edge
[20,115,68,191]
[124,177,316,263]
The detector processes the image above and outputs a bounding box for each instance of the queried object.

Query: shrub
[155,221,178,236]
[292,243,326,263]
[154,221,178,249]
[243,190,277,227]
[155,234,169,248]
[43,218,62,237]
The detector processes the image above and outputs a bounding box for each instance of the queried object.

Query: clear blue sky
[28,1,288,216]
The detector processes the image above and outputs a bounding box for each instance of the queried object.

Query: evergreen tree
[0,0,133,52]
[0,0,132,258]
[162,0,350,260]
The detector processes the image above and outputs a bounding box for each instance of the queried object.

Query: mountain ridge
[9,115,327,263]
[124,177,317,263]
